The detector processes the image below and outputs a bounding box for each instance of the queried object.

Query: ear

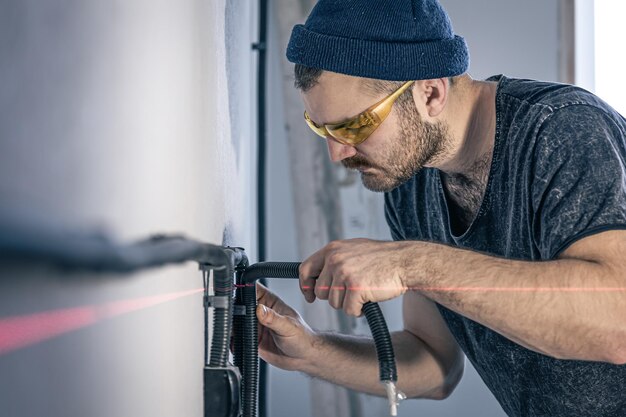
[413,78,449,118]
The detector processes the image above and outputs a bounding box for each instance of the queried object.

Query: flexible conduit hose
[237,262,402,417]
[206,247,246,368]
[233,270,245,372]
[209,266,233,367]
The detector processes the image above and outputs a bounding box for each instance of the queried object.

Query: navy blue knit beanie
[286,0,469,81]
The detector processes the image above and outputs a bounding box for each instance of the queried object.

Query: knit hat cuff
[287,24,469,81]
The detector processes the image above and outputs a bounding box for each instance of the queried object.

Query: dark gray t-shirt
[384,75,626,417]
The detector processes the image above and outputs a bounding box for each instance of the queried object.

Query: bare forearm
[299,330,459,399]
[399,241,626,363]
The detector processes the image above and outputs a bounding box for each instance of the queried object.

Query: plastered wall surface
[0,1,255,416]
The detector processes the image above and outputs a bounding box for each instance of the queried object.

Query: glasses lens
[327,112,381,145]
[327,126,371,145]
[304,112,329,138]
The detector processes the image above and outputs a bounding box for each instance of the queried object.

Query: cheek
[361,121,398,152]
[367,123,405,160]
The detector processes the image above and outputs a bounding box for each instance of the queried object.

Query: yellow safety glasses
[303,80,414,146]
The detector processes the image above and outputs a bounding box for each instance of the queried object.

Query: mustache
[341,155,376,170]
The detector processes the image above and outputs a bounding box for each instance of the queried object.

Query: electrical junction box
[204,366,242,417]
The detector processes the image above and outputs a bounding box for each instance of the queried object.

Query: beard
[342,98,449,192]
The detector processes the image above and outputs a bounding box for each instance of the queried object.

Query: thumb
[256,304,296,337]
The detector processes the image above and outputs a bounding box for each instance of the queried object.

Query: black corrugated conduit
[200,248,247,368]
[362,303,397,382]
[200,248,247,417]
[209,266,234,367]
[233,269,246,373]
[236,261,404,417]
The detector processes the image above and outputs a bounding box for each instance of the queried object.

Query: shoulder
[493,75,605,110]
[491,75,626,163]
[495,75,625,128]
[532,98,626,170]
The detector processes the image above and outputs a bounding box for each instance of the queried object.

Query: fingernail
[261,304,268,317]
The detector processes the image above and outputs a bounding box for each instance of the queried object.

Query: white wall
[267,1,560,416]
[441,0,560,82]
[0,1,256,416]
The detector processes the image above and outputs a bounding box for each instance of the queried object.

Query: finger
[256,283,297,316]
[343,289,364,317]
[328,282,346,310]
[256,326,286,365]
[314,263,333,301]
[256,282,268,295]
[257,318,277,352]
[256,282,280,308]
[300,246,327,278]
[256,304,297,338]
[299,247,328,302]
[299,271,317,303]
[258,343,283,364]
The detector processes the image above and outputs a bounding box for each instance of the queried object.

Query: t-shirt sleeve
[384,191,405,241]
[532,104,626,259]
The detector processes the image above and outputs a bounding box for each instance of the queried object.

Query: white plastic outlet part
[383,381,406,416]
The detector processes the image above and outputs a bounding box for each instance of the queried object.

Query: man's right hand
[255,284,464,400]
[256,283,319,371]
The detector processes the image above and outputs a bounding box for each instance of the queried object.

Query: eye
[349,113,375,128]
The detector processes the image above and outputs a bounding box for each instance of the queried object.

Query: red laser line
[233,284,255,288]
[301,285,626,292]
[0,288,203,356]
[5,283,619,356]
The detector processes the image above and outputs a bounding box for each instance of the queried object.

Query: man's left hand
[299,238,410,316]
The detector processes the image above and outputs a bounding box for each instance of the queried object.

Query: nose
[325,137,357,162]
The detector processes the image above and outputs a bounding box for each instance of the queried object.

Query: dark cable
[242,284,259,417]
[255,0,268,264]
[233,271,245,401]
[362,302,397,383]
[254,0,269,415]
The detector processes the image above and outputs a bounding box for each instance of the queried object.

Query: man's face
[302,72,448,192]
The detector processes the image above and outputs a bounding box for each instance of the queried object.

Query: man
[256,1,626,416]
